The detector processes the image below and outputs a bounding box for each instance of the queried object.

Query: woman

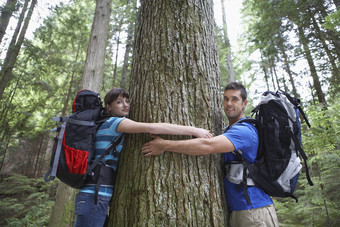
[74,87,212,227]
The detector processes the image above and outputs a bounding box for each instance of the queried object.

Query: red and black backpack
[44,90,122,201]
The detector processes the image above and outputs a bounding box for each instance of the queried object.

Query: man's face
[223,89,247,121]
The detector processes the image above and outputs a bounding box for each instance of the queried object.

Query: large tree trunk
[0,0,18,44]
[108,0,226,226]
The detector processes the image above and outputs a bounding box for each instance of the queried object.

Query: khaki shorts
[230,204,279,227]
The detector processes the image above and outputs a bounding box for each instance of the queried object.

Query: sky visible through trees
[1,0,243,65]
[0,0,335,102]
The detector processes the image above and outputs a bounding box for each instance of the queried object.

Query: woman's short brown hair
[104,88,129,106]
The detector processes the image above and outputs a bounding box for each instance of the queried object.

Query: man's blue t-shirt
[80,117,125,197]
[223,119,273,211]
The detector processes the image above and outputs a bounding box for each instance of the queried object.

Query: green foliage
[303,95,340,155]
[0,174,58,226]
[0,174,36,195]
[324,9,340,33]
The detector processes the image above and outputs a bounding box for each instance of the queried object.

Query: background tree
[108,0,226,226]
[48,0,113,226]
[82,0,113,90]
[0,0,18,44]
[0,0,37,100]
[220,0,235,83]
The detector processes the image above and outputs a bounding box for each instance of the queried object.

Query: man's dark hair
[104,87,129,106]
[224,82,247,101]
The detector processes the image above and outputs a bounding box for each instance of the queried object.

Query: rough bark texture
[82,0,112,91]
[48,182,77,227]
[109,0,226,226]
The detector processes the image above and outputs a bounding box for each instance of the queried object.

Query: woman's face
[106,95,130,117]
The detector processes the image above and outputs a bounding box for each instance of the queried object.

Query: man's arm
[141,134,235,156]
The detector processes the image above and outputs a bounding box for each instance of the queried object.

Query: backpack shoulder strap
[88,134,124,204]
[86,134,124,174]
[279,90,311,128]
[44,122,67,182]
[52,116,96,126]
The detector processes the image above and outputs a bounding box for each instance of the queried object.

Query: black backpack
[225,90,313,205]
[44,90,123,202]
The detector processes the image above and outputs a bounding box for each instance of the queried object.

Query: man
[141,82,279,227]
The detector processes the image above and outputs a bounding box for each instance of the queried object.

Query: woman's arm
[116,118,212,138]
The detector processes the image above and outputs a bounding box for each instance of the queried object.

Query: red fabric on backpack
[62,132,88,175]
[72,89,85,113]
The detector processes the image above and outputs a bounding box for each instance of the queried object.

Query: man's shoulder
[233,120,257,133]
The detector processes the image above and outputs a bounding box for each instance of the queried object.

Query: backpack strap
[44,122,67,182]
[224,119,258,205]
[285,127,314,186]
[52,116,95,126]
[233,150,252,205]
[278,90,311,128]
[86,134,124,175]
[86,134,124,204]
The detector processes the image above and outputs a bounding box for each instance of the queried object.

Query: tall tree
[119,0,136,89]
[0,0,18,44]
[49,0,112,226]
[0,0,36,100]
[120,19,134,89]
[287,0,327,105]
[108,0,226,225]
[220,0,235,82]
[82,0,113,90]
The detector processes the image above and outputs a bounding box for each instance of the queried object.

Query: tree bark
[0,0,18,44]
[82,0,113,91]
[109,0,226,226]
[48,182,78,227]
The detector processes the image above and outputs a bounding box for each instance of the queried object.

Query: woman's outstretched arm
[117,118,212,138]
